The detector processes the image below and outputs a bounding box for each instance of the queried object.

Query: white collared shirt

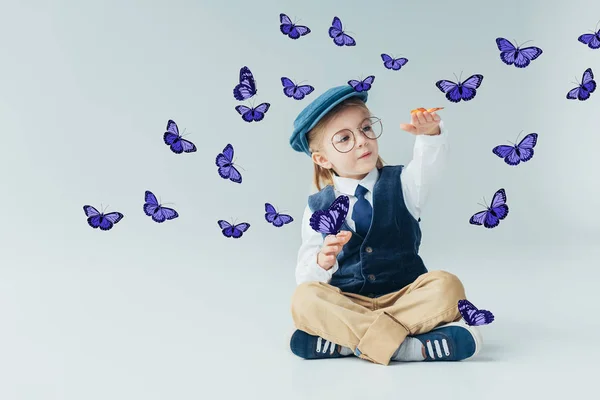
[295,120,449,285]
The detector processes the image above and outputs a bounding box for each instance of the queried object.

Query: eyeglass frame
[327,116,383,153]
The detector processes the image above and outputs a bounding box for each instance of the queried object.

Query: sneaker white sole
[432,321,483,359]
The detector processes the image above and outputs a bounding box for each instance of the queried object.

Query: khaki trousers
[290,270,466,366]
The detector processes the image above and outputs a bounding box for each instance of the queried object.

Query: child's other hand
[400,110,442,136]
[317,231,352,270]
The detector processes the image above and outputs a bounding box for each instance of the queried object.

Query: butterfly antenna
[521,39,533,47]
[514,130,523,143]
[453,72,459,82]
[477,202,487,209]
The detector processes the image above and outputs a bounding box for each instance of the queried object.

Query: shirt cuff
[415,119,448,146]
[308,252,339,282]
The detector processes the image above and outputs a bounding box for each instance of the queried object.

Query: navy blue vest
[308,165,427,297]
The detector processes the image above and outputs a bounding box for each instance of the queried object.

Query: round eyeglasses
[330,117,383,153]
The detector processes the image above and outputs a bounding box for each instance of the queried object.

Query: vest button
[365,246,373,253]
[368,274,376,281]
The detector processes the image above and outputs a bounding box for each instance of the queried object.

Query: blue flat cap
[290,85,368,156]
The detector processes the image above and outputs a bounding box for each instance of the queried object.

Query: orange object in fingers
[410,107,444,113]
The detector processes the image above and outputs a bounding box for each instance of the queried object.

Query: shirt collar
[333,167,379,196]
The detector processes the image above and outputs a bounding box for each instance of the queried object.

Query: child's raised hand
[317,231,352,270]
[400,108,443,136]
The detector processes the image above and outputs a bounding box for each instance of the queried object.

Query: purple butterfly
[83,205,123,231]
[566,68,596,101]
[281,77,314,100]
[348,76,375,92]
[265,203,294,227]
[280,13,311,39]
[215,143,242,183]
[328,16,356,46]
[436,74,484,103]
[309,195,350,235]
[143,190,178,223]
[163,120,196,154]
[495,38,543,68]
[493,133,538,166]
[235,103,270,122]
[578,24,600,49]
[218,220,250,238]
[458,299,495,326]
[469,188,509,229]
[233,66,257,101]
[381,54,408,71]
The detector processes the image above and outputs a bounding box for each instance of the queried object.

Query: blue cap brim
[290,85,368,156]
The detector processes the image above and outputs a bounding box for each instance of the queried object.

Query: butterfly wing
[231,223,250,238]
[265,203,278,223]
[515,133,538,162]
[582,68,596,93]
[309,195,350,234]
[578,32,600,49]
[83,205,100,218]
[457,299,478,324]
[233,67,256,100]
[458,74,484,101]
[470,310,495,326]
[566,86,583,100]
[83,205,104,229]
[163,120,180,147]
[392,57,408,70]
[179,138,197,153]
[98,212,124,230]
[492,144,519,165]
[487,188,509,227]
[328,16,343,39]
[469,210,488,226]
[151,206,178,223]
[294,84,314,100]
[436,80,462,103]
[143,191,159,216]
[281,77,296,97]
[250,103,270,122]
[496,38,517,65]
[273,214,294,227]
[279,13,293,34]
[514,46,543,68]
[218,220,234,237]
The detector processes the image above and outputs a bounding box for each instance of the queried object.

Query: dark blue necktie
[352,185,372,237]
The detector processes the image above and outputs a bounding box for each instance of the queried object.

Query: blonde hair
[307,97,385,191]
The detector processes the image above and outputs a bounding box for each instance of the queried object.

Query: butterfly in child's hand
[143,190,178,223]
[216,143,242,183]
[578,26,600,49]
[381,54,408,71]
[235,103,270,122]
[163,120,196,154]
[348,76,374,92]
[281,77,314,100]
[495,38,543,68]
[218,220,250,238]
[83,205,123,231]
[329,16,356,46]
[458,299,495,326]
[233,66,257,101]
[310,195,350,235]
[279,13,310,39]
[469,188,509,229]
[493,133,538,166]
[566,68,596,101]
[265,203,294,227]
[436,74,484,103]
[410,107,444,114]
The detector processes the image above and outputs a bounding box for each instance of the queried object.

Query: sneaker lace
[425,338,451,359]
[315,336,337,355]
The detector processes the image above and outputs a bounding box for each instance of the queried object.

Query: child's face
[312,106,380,180]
